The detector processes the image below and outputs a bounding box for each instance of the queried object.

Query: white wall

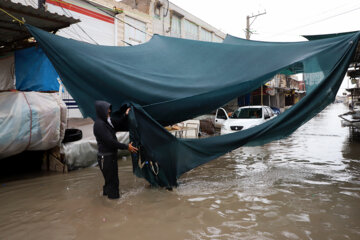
[150,0,225,42]
[45,0,117,118]
[124,15,147,45]
[46,0,116,46]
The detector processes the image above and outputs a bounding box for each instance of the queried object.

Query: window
[154,7,160,18]
[200,28,212,42]
[266,107,274,117]
[216,109,227,120]
[184,19,198,40]
[124,16,146,46]
[154,1,162,18]
[213,35,223,43]
[231,108,262,119]
[171,15,181,38]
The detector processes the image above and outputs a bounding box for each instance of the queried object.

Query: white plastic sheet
[0,92,67,159]
[62,132,129,170]
[61,117,129,169]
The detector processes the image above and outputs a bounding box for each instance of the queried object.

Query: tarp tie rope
[150,161,159,176]
[22,92,32,150]
[138,156,145,169]
[137,154,159,175]
[0,7,25,25]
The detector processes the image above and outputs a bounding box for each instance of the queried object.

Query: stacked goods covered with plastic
[0,92,66,159]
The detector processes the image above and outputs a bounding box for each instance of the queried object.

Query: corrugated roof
[0,0,79,53]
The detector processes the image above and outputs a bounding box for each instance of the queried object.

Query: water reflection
[342,127,360,159]
[342,126,360,183]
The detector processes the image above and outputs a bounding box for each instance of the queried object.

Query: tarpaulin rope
[0,7,25,25]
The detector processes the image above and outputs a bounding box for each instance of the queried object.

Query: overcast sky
[170,0,360,42]
[170,0,360,94]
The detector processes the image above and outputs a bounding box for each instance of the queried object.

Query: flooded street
[1,103,360,240]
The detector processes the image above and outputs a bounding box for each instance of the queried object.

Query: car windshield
[231,108,262,119]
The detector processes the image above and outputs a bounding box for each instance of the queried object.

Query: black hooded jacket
[93,101,127,154]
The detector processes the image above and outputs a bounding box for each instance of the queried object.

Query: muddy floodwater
[1,103,360,240]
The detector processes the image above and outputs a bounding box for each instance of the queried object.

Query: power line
[293,6,360,31]
[317,1,356,16]
[56,3,100,44]
[47,0,99,44]
[51,0,141,45]
[45,0,144,45]
[52,2,91,42]
[268,5,360,39]
[122,40,133,46]
[75,24,100,45]
[83,0,153,37]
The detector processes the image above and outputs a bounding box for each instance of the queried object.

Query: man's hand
[128,142,138,153]
[125,108,131,115]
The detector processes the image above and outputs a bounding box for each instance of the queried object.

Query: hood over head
[95,100,111,121]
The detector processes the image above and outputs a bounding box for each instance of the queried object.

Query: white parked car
[215,106,276,135]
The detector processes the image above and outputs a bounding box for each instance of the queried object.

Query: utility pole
[246,11,266,105]
[245,11,266,40]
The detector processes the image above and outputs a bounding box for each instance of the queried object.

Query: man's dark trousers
[97,153,119,199]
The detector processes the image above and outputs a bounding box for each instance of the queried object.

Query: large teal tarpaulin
[27,25,360,187]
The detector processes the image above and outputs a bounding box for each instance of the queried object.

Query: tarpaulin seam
[22,92,32,150]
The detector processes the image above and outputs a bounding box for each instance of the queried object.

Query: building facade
[231,73,306,113]
[147,0,225,42]
[118,0,225,45]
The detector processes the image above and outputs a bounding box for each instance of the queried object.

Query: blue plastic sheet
[15,46,59,91]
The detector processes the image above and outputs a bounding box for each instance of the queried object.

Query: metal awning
[0,0,79,54]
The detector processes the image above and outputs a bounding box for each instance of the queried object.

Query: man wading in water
[93,101,138,199]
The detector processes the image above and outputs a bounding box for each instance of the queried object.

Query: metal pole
[245,11,266,105]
